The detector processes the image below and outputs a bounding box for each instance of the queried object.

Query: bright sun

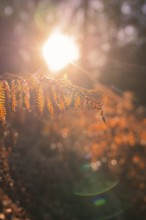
[42,31,80,72]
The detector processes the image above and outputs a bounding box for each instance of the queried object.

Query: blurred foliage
[0,87,145,219]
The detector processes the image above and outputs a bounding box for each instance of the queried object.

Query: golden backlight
[42,31,80,72]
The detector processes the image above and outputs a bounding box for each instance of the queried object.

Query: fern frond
[0,73,105,125]
[55,85,66,112]
[16,79,23,107]
[23,81,30,111]
[63,92,72,109]
[34,84,44,117]
[0,81,6,123]
[3,80,11,100]
[50,84,60,113]
[46,97,54,118]
[74,95,81,109]
[11,80,17,112]
[27,75,39,89]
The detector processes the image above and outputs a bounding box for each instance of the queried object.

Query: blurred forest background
[0,0,146,220]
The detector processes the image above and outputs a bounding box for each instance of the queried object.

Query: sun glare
[42,31,80,72]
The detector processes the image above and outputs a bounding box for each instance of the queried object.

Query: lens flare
[74,165,119,196]
[42,31,80,72]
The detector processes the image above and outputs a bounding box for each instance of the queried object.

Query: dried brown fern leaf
[58,79,108,124]
[10,80,17,112]
[73,94,83,110]
[23,81,30,111]
[3,80,11,117]
[45,84,56,118]
[57,93,66,111]
[63,92,72,108]
[15,79,24,107]
[34,84,44,117]
[0,105,6,124]
[0,73,106,125]
[26,75,39,90]
[49,84,60,113]
[0,81,7,124]
[60,80,103,109]
[46,96,54,118]
[3,80,11,100]
[44,79,70,115]
[53,83,66,112]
